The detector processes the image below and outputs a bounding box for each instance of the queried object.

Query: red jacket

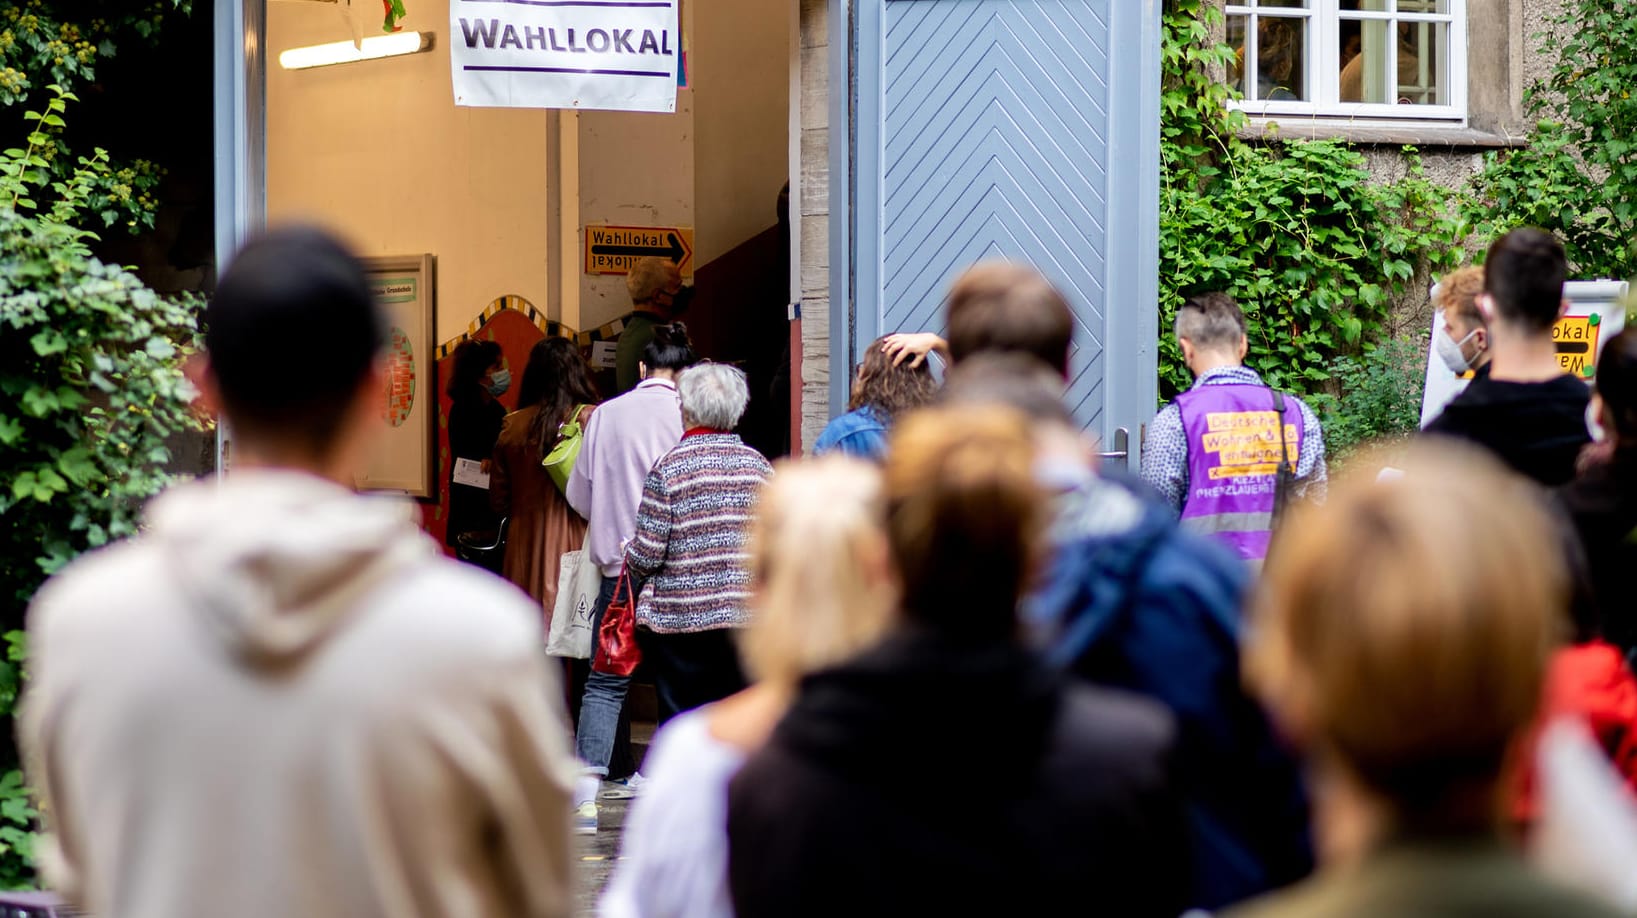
[1517,640,1637,822]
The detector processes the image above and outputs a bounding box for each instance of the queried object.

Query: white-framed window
[1225,0,1467,121]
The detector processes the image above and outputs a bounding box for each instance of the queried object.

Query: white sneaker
[574,801,598,835]
[601,771,648,800]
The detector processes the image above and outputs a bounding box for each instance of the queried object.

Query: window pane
[1397,0,1451,12]
[1227,15,1249,97]
[1339,18,1389,102]
[1397,20,1447,105]
[1254,15,1307,100]
[1338,0,1389,9]
[1256,0,1310,7]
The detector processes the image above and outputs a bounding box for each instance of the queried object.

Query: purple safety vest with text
[1174,383,1305,562]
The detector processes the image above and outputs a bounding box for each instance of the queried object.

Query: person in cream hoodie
[21,227,578,918]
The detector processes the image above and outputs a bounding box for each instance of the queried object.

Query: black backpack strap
[1270,388,1296,525]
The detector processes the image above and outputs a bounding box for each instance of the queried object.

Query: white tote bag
[546,549,599,659]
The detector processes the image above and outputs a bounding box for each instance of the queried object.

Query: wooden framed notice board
[358,254,437,497]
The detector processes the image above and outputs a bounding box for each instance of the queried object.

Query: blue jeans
[574,575,632,776]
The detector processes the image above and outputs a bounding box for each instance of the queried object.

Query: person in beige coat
[21,227,578,918]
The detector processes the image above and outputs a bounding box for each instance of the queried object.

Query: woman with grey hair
[624,362,774,723]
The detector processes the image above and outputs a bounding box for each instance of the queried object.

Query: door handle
[1098,427,1130,467]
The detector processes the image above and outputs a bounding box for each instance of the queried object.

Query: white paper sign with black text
[450,0,679,112]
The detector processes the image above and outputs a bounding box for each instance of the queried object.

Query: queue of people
[16,223,1637,918]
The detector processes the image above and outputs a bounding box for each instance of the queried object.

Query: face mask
[1434,328,1478,375]
[485,368,512,397]
[1587,400,1609,444]
[669,284,696,317]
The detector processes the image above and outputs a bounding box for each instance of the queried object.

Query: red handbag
[592,568,642,676]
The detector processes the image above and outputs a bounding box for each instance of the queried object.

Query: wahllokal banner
[451,0,679,113]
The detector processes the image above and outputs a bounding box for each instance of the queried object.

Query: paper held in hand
[453,457,491,490]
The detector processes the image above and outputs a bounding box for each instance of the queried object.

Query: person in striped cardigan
[625,362,774,724]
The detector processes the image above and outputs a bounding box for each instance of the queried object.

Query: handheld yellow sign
[1553,313,1603,379]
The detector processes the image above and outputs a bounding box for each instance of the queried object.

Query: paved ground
[573,789,631,915]
[572,719,652,916]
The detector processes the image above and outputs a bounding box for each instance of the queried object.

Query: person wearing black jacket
[726,407,1189,918]
[1424,230,1590,486]
[444,339,508,547]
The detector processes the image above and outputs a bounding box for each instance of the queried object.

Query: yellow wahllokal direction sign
[584,225,694,278]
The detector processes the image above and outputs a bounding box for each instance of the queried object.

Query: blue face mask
[485,368,512,396]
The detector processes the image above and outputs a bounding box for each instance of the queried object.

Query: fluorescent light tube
[279,31,433,70]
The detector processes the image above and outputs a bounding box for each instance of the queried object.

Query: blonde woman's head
[741,456,897,687]
[1248,443,1566,824]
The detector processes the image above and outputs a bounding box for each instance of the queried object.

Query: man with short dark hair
[920,266,1314,911]
[1425,229,1590,485]
[945,261,1075,372]
[1141,292,1326,563]
[22,227,578,918]
[880,261,1075,376]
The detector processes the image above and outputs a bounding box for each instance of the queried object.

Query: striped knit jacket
[624,432,774,633]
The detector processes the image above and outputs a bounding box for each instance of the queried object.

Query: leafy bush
[0,769,38,890]
[1465,0,1637,279]
[1307,335,1429,459]
[0,89,204,889]
[2,92,203,616]
[1159,0,1462,401]
[1,2,190,234]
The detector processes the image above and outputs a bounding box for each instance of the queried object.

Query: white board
[1421,280,1629,427]
[450,0,679,112]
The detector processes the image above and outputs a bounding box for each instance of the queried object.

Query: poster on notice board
[449,0,680,112]
[358,255,437,498]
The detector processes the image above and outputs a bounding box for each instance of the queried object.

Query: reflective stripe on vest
[1179,511,1274,535]
[1174,382,1305,563]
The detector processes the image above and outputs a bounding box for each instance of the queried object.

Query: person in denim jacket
[813,335,936,461]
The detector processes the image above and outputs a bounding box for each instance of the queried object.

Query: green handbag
[543,405,590,493]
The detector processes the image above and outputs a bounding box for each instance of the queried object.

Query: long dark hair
[1597,328,1637,453]
[447,339,501,400]
[850,336,937,420]
[519,337,601,460]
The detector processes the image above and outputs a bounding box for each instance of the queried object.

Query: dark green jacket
[614,311,662,395]
[1228,837,1624,918]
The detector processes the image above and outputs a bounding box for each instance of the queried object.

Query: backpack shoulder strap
[1047,509,1176,670]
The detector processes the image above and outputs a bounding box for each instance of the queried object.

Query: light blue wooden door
[847,0,1159,454]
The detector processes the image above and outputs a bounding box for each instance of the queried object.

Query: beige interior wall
[693,0,791,267]
[269,0,788,338]
[576,97,697,330]
[575,0,788,331]
[266,0,552,344]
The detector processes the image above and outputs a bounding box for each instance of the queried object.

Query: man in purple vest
[1141,292,1326,563]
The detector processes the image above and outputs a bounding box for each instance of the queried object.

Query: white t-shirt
[600,708,747,918]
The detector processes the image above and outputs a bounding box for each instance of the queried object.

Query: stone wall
[798,0,832,453]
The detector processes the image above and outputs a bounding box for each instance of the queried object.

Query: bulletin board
[358,254,437,497]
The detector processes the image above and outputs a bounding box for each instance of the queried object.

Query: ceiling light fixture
[279,31,433,70]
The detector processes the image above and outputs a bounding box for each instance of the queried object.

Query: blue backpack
[1031,483,1314,911]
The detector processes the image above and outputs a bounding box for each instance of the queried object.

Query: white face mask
[1434,327,1479,375]
[1587,400,1609,444]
